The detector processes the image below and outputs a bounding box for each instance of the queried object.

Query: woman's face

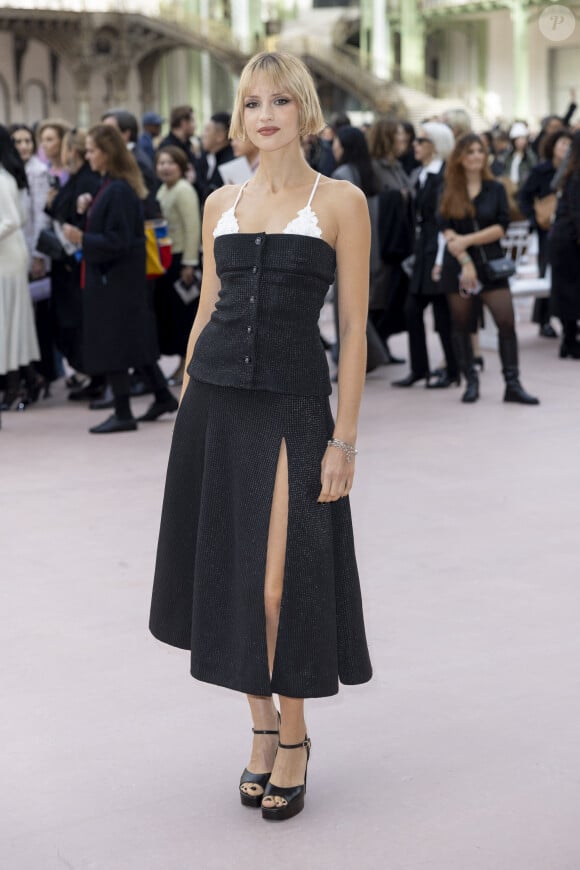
[460,141,486,173]
[332,136,344,163]
[85,136,107,174]
[513,136,528,153]
[12,129,34,163]
[156,152,181,185]
[242,73,301,152]
[413,130,434,165]
[40,126,62,161]
[553,136,571,164]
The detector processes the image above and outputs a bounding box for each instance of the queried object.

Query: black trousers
[405,293,457,377]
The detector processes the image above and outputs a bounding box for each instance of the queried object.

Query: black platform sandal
[261,736,311,822]
[239,717,280,808]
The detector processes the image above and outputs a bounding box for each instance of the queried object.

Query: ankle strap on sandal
[278,736,310,750]
[252,711,280,736]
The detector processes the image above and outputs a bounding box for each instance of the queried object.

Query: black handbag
[36,229,66,261]
[473,220,515,283]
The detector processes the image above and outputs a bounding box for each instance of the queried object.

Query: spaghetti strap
[232,180,249,212]
[306,173,322,209]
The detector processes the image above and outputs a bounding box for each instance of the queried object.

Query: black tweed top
[188,233,336,396]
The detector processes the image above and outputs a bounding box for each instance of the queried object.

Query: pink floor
[2,320,579,870]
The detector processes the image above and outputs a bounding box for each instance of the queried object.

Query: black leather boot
[498,335,539,405]
[453,333,479,403]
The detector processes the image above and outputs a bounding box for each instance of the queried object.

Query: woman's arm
[318,182,370,503]
[444,223,505,258]
[178,188,229,402]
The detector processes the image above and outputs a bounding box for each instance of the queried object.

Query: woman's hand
[62,223,83,247]
[446,232,469,258]
[459,260,479,293]
[181,265,195,287]
[431,264,442,282]
[76,193,93,215]
[45,187,58,208]
[318,445,354,503]
[30,256,47,280]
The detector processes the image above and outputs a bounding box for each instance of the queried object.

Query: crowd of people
[1,88,580,430]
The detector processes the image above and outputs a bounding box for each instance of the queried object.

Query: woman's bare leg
[259,440,309,807]
[242,440,290,796]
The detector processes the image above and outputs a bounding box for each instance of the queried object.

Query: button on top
[249,296,255,303]
[255,237,262,245]
[247,326,252,333]
[244,356,251,363]
[252,266,258,274]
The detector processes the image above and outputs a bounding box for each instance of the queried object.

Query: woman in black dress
[150,52,372,821]
[439,133,539,405]
[549,131,580,358]
[62,124,161,433]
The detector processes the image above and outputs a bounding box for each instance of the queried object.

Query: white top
[24,155,51,265]
[418,157,443,188]
[213,172,323,240]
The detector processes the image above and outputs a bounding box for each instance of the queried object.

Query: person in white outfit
[0,125,40,413]
[10,124,51,281]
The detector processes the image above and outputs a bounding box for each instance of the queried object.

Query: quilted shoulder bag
[473,219,515,282]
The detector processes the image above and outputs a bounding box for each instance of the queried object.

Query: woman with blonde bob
[150,52,373,821]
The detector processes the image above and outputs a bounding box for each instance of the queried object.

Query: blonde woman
[150,52,372,821]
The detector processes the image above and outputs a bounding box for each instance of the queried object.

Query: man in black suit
[198,112,234,203]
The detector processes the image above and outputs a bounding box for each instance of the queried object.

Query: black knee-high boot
[559,321,580,358]
[453,333,479,403]
[498,335,539,405]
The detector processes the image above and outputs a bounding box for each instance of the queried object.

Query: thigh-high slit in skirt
[149,378,372,699]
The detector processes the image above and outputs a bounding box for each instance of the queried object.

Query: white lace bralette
[213,173,323,240]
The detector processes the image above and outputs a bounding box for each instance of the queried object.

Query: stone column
[359,0,372,71]
[371,0,390,80]
[72,64,92,128]
[400,0,425,91]
[511,0,529,117]
[230,0,263,53]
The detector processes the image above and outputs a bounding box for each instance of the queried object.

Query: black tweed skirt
[149,379,372,699]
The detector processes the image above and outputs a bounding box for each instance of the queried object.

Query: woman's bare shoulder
[204,184,241,213]
[318,176,368,209]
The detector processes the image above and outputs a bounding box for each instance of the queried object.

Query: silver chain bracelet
[327,438,358,463]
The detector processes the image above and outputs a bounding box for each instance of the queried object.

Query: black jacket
[82,177,156,373]
[48,161,101,227]
[409,164,446,296]
[197,144,235,203]
[549,172,580,321]
[517,160,556,229]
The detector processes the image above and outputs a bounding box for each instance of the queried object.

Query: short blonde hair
[230,52,325,140]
